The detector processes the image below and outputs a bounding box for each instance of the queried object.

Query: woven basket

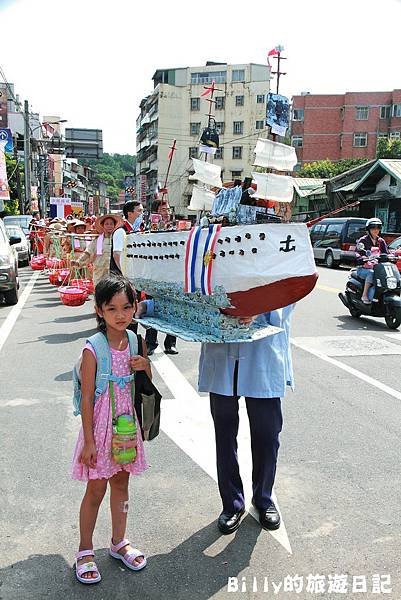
[59,286,88,306]
[70,278,94,295]
[30,255,46,270]
[46,258,65,269]
[48,270,62,286]
[56,269,70,285]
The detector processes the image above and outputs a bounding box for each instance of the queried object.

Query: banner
[88,196,94,215]
[0,89,7,128]
[266,93,290,136]
[49,196,72,219]
[71,201,84,218]
[0,128,13,153]
[0,141,10,204]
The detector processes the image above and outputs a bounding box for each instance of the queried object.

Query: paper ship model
[125,222,317,343]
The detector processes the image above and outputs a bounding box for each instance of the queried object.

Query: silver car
[5,225,30,266]
[0,218,19,305]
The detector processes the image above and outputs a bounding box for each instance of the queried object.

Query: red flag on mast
[267,47,280,67]
[201,80,216,97]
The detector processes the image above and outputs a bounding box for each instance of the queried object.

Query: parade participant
[72,214,122,286]
[44,221,65,256]
[63,220,89,256]
[111,201,144,275]
[198,306,294,533]
[29,219,46,255]
[71,275,149,584]
[356,218,388,304]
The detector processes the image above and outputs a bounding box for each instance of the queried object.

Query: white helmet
[366,217,382,231]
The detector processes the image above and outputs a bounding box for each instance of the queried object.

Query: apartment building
[136,62,270,216]
[291,90,401,166]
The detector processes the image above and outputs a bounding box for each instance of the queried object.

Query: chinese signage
[0,141,10,205]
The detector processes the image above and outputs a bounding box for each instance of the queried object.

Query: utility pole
[13,134,23,214]
[23,100,31,214]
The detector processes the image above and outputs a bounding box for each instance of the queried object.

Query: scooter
[339,254,401,329]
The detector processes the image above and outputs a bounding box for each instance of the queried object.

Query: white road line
[292,338,401,401]
[0,271,39,354]
[151,348,292,554]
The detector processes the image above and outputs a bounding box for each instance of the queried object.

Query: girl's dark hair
[95,274,136,332]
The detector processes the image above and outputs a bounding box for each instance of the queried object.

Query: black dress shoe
[217,508,245,534]
[164,346,178,355]
[252,500,280,530]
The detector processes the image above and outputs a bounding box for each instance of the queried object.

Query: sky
[1,0,401,155]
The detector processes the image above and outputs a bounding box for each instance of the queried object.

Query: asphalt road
[0,265,400,599]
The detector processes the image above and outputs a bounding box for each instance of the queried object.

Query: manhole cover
[292,335,401,357]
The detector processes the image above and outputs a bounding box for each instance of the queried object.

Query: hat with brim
[49,223,65,231]
[95,214,123,233]
[72,220,86,230]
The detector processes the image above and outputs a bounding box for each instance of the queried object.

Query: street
[1,265,400,600]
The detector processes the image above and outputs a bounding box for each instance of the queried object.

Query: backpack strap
[127,329,139,357]
[87,332,112,398]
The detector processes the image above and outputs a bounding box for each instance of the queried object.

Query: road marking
[0,271,39,354]
[316,283,341,294]
[151,347,292,554]
[292,338,401,401]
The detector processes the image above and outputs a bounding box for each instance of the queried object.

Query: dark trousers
[210,392,282,514]
[145,327,176,350]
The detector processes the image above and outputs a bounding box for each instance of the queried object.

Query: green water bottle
[113,414,137,464]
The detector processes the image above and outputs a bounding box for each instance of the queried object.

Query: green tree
[376,137,401,159]
[3,154,23,215]
[80,152,136,203]
[297,158,369,179]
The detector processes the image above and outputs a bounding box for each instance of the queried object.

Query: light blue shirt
[198,305,294,399]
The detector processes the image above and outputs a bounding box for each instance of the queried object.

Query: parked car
[3,215,33,237]
[309,217,368,268]
[0,218,19,305]
[5,225,30,266]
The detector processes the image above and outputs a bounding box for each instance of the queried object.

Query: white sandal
[109,538,147,571]
[75,549,101,584]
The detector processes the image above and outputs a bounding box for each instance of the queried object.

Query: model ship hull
[125,223,317,317]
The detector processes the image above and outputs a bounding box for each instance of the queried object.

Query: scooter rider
[356,218,388,304]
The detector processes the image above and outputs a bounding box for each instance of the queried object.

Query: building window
[353,133,368,147]
[190,98,200,111]
[377,132,388,139]
[190,122,201,136]
[216,121,225,134]
[356,106,369,120]
[293,108,304,121]
[233,121,244,134]
[390,131,401,140]
[215,147,224,159]
[232,69,245,82]
[292,135,303,148]
[191,71,227,84]
[232,146,242,159]
[256,120,264,129]
[231,170,242,179]
[189,147,198,159]
[256,94,265,104]
[235,95,244,106]
[215,96,225,110]
[392,104,401,117]
[380,105,391,119]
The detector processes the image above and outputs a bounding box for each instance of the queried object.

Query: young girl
[71,274,151,584]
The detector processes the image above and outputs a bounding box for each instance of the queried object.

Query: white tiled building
[136,62,270,216]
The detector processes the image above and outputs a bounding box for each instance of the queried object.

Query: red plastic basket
[46,258,65,269]
[59,286,88,306]
[48,270,62,286]
[57,269,70,285]
[30,255,46,270]
[70,278,94,295]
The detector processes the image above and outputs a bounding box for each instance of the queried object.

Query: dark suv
[309,217,368,268]
[0,218,20,305]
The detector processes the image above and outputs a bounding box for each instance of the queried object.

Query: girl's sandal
[75,549,102,584]
[109,538,147,571]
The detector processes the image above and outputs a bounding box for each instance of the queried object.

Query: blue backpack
[72,330,138,416]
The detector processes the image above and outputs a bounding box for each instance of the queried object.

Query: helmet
[366,217,382,231]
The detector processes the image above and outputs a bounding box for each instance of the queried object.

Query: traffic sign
[0,128,13,153]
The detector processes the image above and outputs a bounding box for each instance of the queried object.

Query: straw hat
[49,222,65,231]
[95,213,123,233]
[72,220,86,230]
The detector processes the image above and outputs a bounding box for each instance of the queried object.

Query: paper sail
[252,171,294,203]
[192,158,222,188]
[253,138,297,171]
[188,184,215,211]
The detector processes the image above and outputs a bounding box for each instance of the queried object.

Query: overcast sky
[1,0,400,154]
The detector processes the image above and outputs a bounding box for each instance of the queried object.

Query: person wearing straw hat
[72,214,122,286]
[44,222,66,256]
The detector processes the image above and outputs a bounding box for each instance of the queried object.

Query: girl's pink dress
[71,344,148,481]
